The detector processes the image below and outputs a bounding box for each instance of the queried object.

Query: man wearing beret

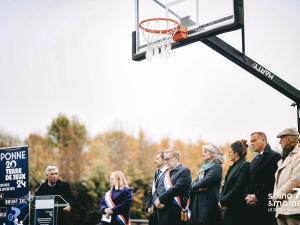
[273,127,300,225]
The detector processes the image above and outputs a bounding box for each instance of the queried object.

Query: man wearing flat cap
[273,127,300,225]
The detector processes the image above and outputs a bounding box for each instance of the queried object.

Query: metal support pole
[297,104,300,132]
[241,26,246,61]
[201,36,300,130]
[201,36,300,104]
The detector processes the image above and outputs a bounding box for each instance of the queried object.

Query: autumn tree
[47,115,87,182]
[0,130,21,148]
[26,134,56,185]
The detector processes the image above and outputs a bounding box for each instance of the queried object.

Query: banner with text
[0,146,29,225]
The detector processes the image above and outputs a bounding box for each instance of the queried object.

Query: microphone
[31,176,40,186]
[34,179,45,193]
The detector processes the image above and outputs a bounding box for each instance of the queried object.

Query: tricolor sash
[163,170,191,220]
[104,190,131,225]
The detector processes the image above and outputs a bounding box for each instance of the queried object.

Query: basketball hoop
[139,18,186,60]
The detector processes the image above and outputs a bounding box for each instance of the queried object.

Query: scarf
[198,162,215,180]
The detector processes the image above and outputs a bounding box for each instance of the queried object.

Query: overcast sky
[0,0,299,149]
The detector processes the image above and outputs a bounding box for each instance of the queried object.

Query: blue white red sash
[104,190,131,225]
[163,170,191,219]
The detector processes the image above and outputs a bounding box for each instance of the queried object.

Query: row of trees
[0,114,255,225]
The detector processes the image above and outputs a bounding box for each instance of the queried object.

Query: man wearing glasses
[154,149,192,225]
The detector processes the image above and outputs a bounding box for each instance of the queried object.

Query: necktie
[155,169,162,182]
[250,154,263,171]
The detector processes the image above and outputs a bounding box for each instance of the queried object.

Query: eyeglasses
[164,156,174,162]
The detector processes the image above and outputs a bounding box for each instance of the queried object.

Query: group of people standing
[145,128,300,225]
[35,127,300,225]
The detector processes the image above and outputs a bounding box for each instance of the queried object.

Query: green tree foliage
[70,165,110,225]
[47,114,87,182]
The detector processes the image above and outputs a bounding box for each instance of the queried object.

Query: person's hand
[219,202,227,210]
[154,198,160,208]
[147,207,154,215]
[157,204,165,209]
[63,204,71,213]
[198,188,208,192]
[245,194,258,205]
[104,208,113,215]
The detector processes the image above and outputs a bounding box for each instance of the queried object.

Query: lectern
[33,195,68,225]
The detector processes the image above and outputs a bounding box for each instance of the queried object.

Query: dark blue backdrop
[0,146,29,225]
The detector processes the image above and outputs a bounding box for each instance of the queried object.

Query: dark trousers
[223,207,248,225]
[158,204,186,225]
[245,204,276,225]
[149,212,158,225]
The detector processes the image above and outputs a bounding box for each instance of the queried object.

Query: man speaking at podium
[35,165,74,224]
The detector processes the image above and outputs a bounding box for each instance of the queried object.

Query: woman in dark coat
[99,171,133,225]
[220,140,250,225]
[190,144,223,225]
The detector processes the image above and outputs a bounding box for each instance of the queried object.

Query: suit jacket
[146,168,167,209]
[247,144,281,207]
[158,164,192,205]
[273,144,300,216]
[157,164,192,225]
[146,168,167,225]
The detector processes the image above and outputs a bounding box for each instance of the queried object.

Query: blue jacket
[99,187,133,225]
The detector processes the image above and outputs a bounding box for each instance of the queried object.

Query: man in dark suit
[35,165,74,225]
[154,149,192,225]
[245,132,281,225]
[146,151,166,225]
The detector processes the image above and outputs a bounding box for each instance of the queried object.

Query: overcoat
[273,145,300,217]
[190,163,222,225]
[220,158,250,225]
[246,144,281,225]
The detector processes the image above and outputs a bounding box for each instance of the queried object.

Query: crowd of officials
[34,127,300,225]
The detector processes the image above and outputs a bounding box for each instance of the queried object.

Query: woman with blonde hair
[99,171,133,225]
[190,144,224,225]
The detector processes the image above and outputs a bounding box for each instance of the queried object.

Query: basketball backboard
[132,0,244,61]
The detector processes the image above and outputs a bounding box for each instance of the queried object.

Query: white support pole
[165,0,187,8]
[135,0,140,52]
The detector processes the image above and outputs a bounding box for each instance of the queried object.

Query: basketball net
[139,17,180,61]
